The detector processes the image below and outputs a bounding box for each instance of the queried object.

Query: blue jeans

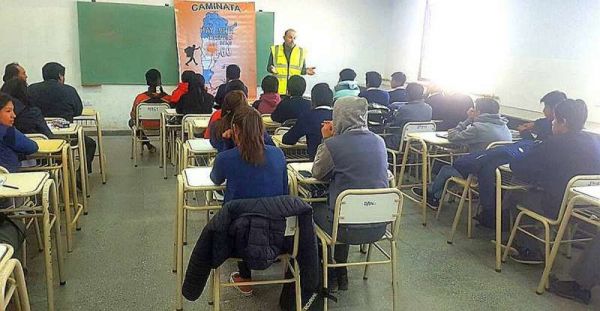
[428,165,462,199]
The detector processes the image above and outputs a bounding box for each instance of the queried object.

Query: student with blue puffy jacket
[0,93,38,172]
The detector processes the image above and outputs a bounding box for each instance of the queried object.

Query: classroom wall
[0,0,392,130]
[389,0,600,127]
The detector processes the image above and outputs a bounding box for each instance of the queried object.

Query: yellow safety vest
[271,45,305,95]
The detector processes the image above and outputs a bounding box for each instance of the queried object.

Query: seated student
[312,96,389,291]
[333,68,360,100]
[358,71,390,106]
[388,71,408,105]
[412,98,512,208]
[210,106,288,296]
[214,64,248,108]
[426,87,474,131]
[518,90,567,141]
[127,69,171,153]
[170,70,196,105]
[0,93,38,172]
[203,79,249,139]
[506,99,600,263]
[210,91,274,152]
[3,63,27,83]
[252,75,281,114]
[549,232,600,305]
[385,83,432,149]
[175,74,214,115]
[282,83,334,160]
[28,62,97,173]
[1,78,53,138]
[271,75,311,123]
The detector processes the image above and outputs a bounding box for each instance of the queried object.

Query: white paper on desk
[573,186,600,199]
[188,139,215,152]
[185,168,218,187]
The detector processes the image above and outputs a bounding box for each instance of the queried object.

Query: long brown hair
[232,106,265,166]
[214,90,247,140]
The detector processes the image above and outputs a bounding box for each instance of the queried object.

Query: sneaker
[510,248,544,265]
[229,272,253,296]
[411,187,439,210]
[549,277,591,305]
[144,143,157,153]
[337,273,348,291]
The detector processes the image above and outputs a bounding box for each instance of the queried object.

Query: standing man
[268,29,315,95]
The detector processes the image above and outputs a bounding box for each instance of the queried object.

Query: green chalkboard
[77,2,274,86]
[256,11,274,85]
[77,2,179,85]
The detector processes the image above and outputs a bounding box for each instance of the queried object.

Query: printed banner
[174,1,257,99]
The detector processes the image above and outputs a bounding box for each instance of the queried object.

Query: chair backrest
[554,175,600,223]
[182,114,212,140]
[274,127,290,136]
[486,141,513,150]
[332,188,404,243]
[398,121,436,152]
[136,103,170,122]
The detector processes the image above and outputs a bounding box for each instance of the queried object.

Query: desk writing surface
[187,139,216,152]
[81,108,96,116]
[272,135,307,148]
[35,140,66,153]
[0,172,49,197]
[165,109,178,115]
[184,167,223,188]
[573,186,600,201]
[49,124,80,136]
[191,119,210,129]
[407,131,452,145]
[262,115,280,127]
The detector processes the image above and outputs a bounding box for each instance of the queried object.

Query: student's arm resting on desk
[509,142,547,184]
[312,143,334,181]
[281,120,305,145]
[447,121,477,143]
[1,126,38,154]
[210,154,226,185]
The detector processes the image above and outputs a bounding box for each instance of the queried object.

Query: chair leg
[502,213,525,262]
[391,240,399,311]
[447,177,471,244]
[467,189,473,239]
[33,218,44,252]
[565,223,578,259]
[437,178,451,220]
[543,222,551,288]
[212,269,219,310]
[320,240,329,311]
[183,209,188,245]
[363,244,373,280]
[294,259,302,311]
[133,137,138,167]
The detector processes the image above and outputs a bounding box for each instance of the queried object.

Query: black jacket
[15,104,54,138]
[271,96,311,124]
[175,90,214,115]
[28,80,83,122]
[182,195,318,301]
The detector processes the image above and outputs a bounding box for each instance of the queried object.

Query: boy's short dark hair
[226,64,241,80]
[391,72,407,86]
[311,83,333,107]
[225,79,248,97]
[339,68,356,82]
[475,97,500,114]
[261,75,279,93]
[540,90,567,108]
[365,71,382,88]
[287,75,306,96]
[3,63,20,82]
[406,83,424,101]
[554,99,587,132]
[42,62,66,81]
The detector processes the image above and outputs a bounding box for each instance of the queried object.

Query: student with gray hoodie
[412,98,512,208]
[312,96,389,292]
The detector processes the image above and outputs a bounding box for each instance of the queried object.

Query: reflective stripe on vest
[270,45,305,94]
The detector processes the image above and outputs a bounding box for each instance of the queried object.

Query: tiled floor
[23,136,598,310]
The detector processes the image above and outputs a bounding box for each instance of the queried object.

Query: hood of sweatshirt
[334,81,359,92]
[258,92,281,113]
[474,113,508,125]
[333,96,368,135]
